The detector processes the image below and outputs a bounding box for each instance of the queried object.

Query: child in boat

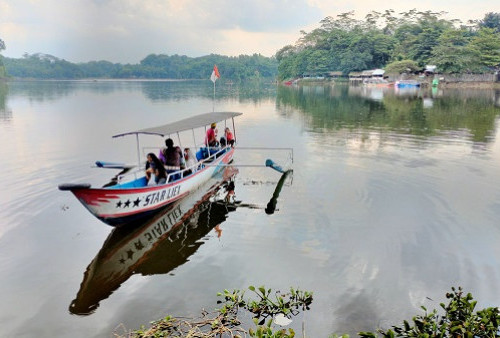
[145,153,167,185]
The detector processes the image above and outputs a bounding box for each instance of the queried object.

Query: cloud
[0,0,498,63]
[0,0,323,62]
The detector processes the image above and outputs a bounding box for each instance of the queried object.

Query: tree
[398,12,453,66]
[384,59,420,74]
[0,39,5,77]
[429,29,478,73]
[340,49,372,75]
[2,53,278,81]
[479,12,500,33]
[275,9,500,78]
[467,27,500,70]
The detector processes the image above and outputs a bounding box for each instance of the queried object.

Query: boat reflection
[69,173,239,316]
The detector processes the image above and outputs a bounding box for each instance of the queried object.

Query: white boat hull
[68,148,234,226]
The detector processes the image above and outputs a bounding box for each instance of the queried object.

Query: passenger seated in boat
[183,148,197,176]
[160,138,183,173]
[205,122,219,148]
[145,153,167,185]
[219,127,234,147]
[226,127,235,146]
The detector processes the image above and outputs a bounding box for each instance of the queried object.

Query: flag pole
[210,65,220,113]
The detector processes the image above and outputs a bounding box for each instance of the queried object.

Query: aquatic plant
[124,286,313,337]
[357,287,500,338]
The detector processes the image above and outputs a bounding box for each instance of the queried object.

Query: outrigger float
[59,112,293,226]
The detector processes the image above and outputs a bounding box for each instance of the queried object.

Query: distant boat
[395,80,421,88]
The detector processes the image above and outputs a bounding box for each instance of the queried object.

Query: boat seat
[196,147,208,161]
[209,147,219,155]
[112,176,148,189]
[168,172,181,182]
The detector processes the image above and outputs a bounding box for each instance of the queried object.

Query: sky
[0,0,498,64]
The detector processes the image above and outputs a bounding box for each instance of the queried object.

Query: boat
[59,112,242,226]
[69,173,239,315]
[395,79,421,88]
[69,167,294,315]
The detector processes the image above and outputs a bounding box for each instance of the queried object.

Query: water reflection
[265,170,292,215]
[140,80,277,102]
[4,80,277,106]
[0,82,12,122]
[276,84,500,143]
[5,80,77,103]
[69,177,238,316]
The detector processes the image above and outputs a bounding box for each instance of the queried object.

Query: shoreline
[437,81,500,89]
[287,79,500,89]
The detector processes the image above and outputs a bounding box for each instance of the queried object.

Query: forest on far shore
[277,10,500,80]
[0,52,277,81]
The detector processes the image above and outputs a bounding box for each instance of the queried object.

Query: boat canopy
[112,112,242,138]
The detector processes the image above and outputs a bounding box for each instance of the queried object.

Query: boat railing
[112,145,232,187]
[164,145,231,182]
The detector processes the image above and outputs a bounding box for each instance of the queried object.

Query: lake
[1,80,500,337]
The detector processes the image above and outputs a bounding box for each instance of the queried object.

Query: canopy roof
[113,112,242,138]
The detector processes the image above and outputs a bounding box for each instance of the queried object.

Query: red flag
[210,65,220,83]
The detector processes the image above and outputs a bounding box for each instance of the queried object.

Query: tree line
[2,10,500,81]
[0,50,278,81]
[0,38,6,78]
[276,10,500,79]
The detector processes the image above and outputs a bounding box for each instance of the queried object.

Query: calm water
[1,80,500,337]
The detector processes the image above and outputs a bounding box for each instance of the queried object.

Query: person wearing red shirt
[205,122,218,147]
[225,127,235,146]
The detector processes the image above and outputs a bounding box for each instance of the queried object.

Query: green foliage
[129,286,313,338]
[467,28,500,69]
[235,285,313,320]
[4,53,83,79]
[277,9,500,78]
[3,53,278,81]
[378,60,420,74]
[479,12,500,33]
[397,12,453,66]
[249,318,296,337]
[358,287,500,338]
[429,29,478,73]
[0,58,6,78]
[0,38,7,78]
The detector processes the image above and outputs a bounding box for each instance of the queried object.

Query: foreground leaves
[121,286,313,338]
[358,287,500,338]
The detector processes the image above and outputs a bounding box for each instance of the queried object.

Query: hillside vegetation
[276,10,500,79]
